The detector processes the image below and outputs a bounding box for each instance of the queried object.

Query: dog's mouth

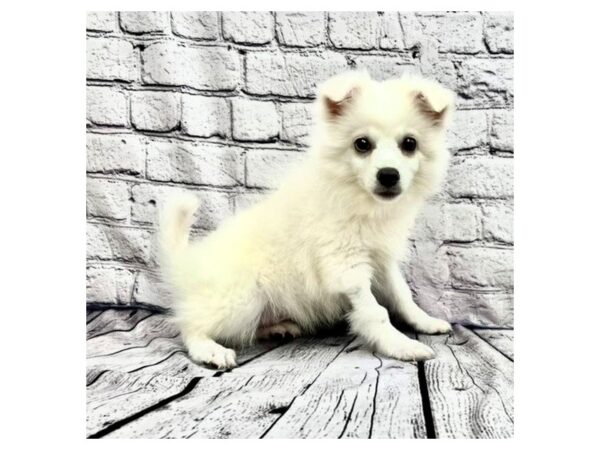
[373,188,401,201]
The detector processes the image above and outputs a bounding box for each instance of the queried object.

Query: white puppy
[158,71,454,369]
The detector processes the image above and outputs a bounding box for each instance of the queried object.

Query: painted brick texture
[86,11,514,327]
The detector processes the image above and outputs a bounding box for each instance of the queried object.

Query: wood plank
[86,314,177,358]
[418,325,514,438]
[87,309,154,339]
[471,329,514,361]
[86,343,275,437]
[263,340,426,438]
[87,310,103,324]
[102,336,353,438]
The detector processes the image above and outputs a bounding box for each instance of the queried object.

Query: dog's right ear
[317,71,371,119]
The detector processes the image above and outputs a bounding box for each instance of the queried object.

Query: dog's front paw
[187,340,237,369]
[412,317,452,335]
[378,334,435,362]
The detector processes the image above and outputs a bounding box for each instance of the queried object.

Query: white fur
[158,71,455,368]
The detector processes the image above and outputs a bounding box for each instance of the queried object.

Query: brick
[171,12,219,40]
[328,12,380,50]
[275,12,326,47]
[446,157,513,199]
[131,183,232,230]
[280,103,313,146]
[457,59,513,108]
[447,109,488,152]
[234,191,268,212]
[411,202,445,241]
[142,42,240,90]
[131,91,181,132]
[86,266,136,304]
[405,241,450,288]
[417,288,513,327]
[86,133,145,176]
[245,51,348,97]
[181,95,230,138]
[448,246,513,289]
[245,150,306,189]
[442,204,482,242]
[426,59,459,94]
[351,55,417,81]
[119,12,169,34]
[484,13,514,54]
[87,12,116,32]
[417,13,485,54]
[232,98,280,141]
[400,12,426,49]
[87,223,112,260]
[86,87,128,126]
[490,110,513,152]
[87,223,151,264]
[132,271,170,308]
[222,12,274,44]
[379,12,404,49]
[482,201,513,244]
[87,37,138,81]
[411,202,481,242]
[86,178,130,221]
[146,140,242,187]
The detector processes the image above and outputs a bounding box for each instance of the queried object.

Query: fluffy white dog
[158,71,454,369]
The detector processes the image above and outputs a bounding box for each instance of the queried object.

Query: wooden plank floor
[86,309,513,439]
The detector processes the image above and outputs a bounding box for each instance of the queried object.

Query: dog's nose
[376,168,400,188]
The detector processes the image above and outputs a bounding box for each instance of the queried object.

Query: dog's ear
[411,80,455,128]
[317,71,371,119]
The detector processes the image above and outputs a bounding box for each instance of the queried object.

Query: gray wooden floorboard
[87,310,103,324]
[87,310,514,439]
[86,312,277,437]
[418,325,514,438]
[263,341,426,438]
[103,336,352,438]
[87,309,154,339]
[472,329,514,361]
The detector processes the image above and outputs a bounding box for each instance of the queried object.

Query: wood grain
[87,309,154,339]
[87,314,177,358]
[418,325,514,438]
[472,329,514,361]
[86,310,515,439]
[86,313,278,437]
[263,341,426,438]
[104,336,353,438]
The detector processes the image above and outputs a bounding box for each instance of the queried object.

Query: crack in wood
[417,359,437,438]
[367,352,383,439]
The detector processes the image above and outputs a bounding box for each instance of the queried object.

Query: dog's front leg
[336,269,435,361]
[379,261,452,334]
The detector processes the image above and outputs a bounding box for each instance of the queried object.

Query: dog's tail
[157,192,200,274]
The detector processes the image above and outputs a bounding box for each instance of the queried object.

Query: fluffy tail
[157,192,200,274]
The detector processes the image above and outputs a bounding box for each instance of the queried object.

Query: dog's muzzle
[374,168,401,199]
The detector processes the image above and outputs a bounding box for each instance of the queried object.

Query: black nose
[377,168,400,188]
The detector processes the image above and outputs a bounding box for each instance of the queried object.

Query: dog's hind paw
[257,320,302,341]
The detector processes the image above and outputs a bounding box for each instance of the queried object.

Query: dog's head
[313,71,454,204]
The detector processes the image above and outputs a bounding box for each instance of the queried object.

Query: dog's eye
[353,137,373,153]
[400,136,417,153]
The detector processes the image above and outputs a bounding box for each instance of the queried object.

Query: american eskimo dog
[158,71,454,368]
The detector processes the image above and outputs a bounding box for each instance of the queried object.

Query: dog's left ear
[412,80,455,128]
[317,71,371,119]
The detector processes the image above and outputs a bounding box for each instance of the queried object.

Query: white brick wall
[86,11,514,327]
